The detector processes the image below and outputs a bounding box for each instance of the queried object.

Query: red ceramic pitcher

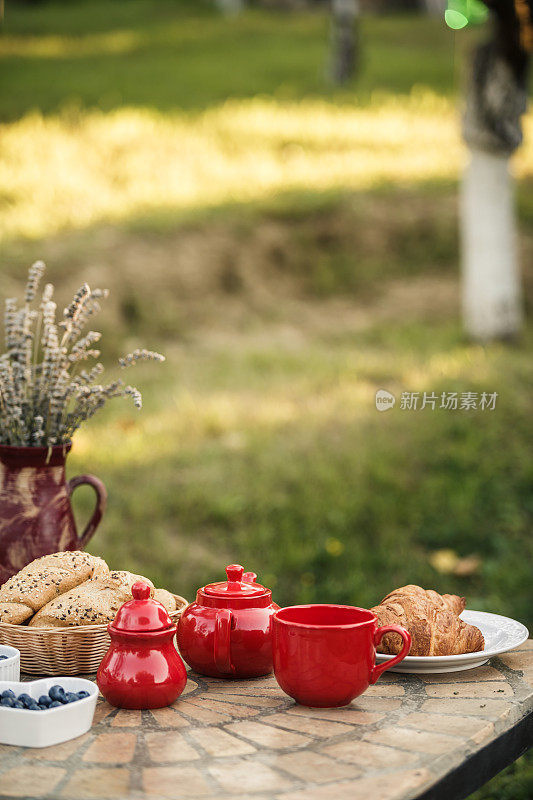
[177,564,279,678]
[0,444,107,584]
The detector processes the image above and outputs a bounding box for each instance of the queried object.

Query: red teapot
[97,582,187,709]
[177,564,279,679]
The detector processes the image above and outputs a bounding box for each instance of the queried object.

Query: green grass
[1,2,532,796]
[1,0,467,122]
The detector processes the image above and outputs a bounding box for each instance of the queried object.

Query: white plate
[375,610,529,674]
[0,677,98,747]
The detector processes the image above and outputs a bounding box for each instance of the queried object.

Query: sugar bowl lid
[111,582,173,632]
[203,565,267,600]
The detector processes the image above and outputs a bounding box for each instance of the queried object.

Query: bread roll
[153,588,177,613]
[29,569,155,628]
[0,551,108,625]
[106,570,154,589]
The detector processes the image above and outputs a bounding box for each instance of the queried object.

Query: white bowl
[0,677,98,747]
[0,645,20,681]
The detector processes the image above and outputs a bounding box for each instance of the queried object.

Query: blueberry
[77,690,90,700]
[1,696,15,707]
[49,700,62,708]
[0,654,7,660]
[49,685,66,703]
[17,693,34,708]
[27,702,40,711]
[12,701,24,709]
[38,695,52,707]
[1,689,15,699]
[64,692,78,703]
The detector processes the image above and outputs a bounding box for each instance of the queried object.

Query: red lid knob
[226,565,244,584]
[132,581,151,601]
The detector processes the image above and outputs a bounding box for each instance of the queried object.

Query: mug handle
[370,625,411,684]
[67,474,107,548]
[214,608,234,675]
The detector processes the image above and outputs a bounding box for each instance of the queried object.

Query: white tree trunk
[460,147,523,340]
[330,0,359,85]
[421,0,446,15]
[215,0,243,15]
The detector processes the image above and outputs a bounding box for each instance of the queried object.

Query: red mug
[272,604,411,707]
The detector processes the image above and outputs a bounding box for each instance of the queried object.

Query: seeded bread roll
[153,588,177,613]
[105,570,154,590]
[0,551,109,625]
[0,602,33,625]
[29,570,155,628]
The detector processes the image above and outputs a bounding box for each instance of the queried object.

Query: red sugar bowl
[177,564,279,679]
[97,582,187,709]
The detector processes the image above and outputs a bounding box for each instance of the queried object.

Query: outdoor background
[1,1,532,796]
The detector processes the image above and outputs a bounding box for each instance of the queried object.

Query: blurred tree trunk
[215,0,244,15]
[330,0,360,84]
[421,0,446,14]
[460,2,532,341]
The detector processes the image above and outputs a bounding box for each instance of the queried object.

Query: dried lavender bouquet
[0,262,164,446]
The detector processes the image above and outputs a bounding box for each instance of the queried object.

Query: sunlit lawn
[1,4,533,795]
[0,94,462,241]
[2,1,533,245]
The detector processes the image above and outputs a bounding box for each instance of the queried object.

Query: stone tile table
[1,641,532,800]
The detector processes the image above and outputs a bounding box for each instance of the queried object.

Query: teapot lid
[111,582,174,632]
[203,565,267,599]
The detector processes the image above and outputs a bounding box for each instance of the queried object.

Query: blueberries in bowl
[49,685,67,703]
[0,654,8,660]
[0,685,92,710]
[18,693,34,709]
[38,695,52,707]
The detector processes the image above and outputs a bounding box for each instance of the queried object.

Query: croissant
[371,584,484,656]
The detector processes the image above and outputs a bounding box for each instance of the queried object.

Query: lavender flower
[24,261,45,304]
[4,299,18,354]
[119,349,165,368]
[62,283,90,325]
[0,262,164,446]
[69,331,101,361]
[125,385,142,409]
[32,415,45,445]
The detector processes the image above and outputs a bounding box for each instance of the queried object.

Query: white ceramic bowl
[0,645,20,681]
[0,677,98,747]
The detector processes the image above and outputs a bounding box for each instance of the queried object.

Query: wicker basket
[0,594,188,676]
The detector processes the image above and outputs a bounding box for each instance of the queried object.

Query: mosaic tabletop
[1,641,532,800]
